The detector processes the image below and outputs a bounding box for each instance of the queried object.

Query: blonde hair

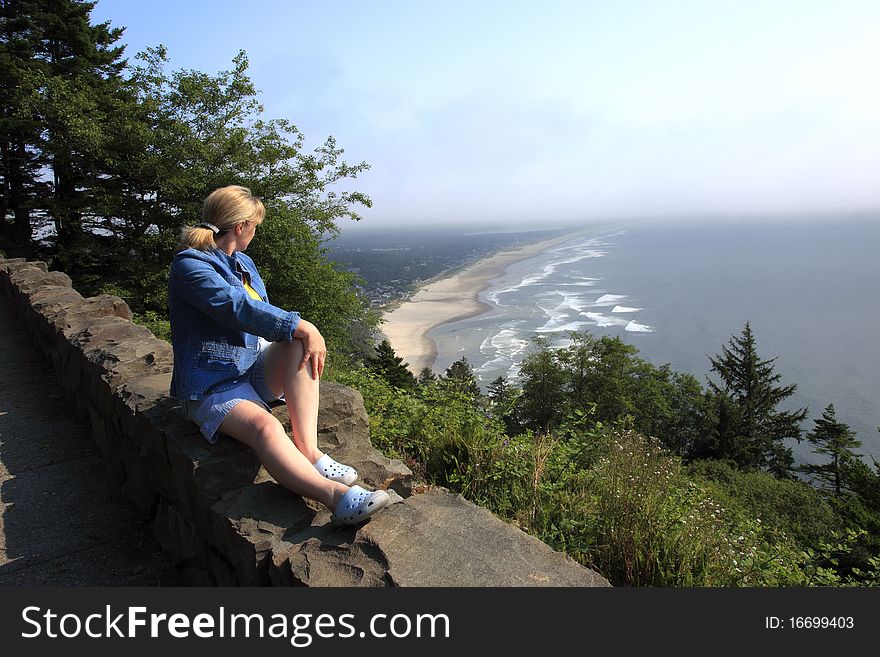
[177,185,266,251]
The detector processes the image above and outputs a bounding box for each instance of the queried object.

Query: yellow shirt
[237,263,262,301]
[243,278,261,301]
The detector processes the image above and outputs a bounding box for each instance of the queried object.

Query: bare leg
[262,339,323,463]
[218,399,346,510]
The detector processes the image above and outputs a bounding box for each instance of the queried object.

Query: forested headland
[3,1,878,586]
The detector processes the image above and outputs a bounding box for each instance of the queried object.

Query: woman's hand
[293,319,327,379]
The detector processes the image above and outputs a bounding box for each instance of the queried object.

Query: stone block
[87,400,125,477]
[271,536,393,587]
[10,269,72,299]
[209,481,316,586]
[152,498,205,563]
[119,437,159,515]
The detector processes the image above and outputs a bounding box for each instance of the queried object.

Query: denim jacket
[168,247,301,400]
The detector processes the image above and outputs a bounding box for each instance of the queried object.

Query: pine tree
[801,404,862,496]
[0,0,46,255]
[487,374,522,435]
[366,339,416,389]
[487,375,509,406]
[0,0,128,258]
[417,366,437,386]
[442,356,481,399]
[706,322,807,477]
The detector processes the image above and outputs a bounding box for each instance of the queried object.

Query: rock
[210,481,316,585]
[9,269,72,299]
[270,488,609,587]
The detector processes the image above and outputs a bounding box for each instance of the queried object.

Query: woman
[168,185,389,526]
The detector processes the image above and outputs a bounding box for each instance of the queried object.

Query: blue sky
[92,0,880,227]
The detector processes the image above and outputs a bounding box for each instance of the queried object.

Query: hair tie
[197,222,220,234]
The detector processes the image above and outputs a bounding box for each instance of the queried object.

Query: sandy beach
[380,231,580,374]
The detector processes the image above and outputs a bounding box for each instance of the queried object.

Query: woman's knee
[249,413,288,450]
[263,339,304,391]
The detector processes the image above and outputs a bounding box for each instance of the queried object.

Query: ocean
[428,217,880,464]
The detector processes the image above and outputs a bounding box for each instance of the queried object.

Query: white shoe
[314,454,358,485]
[330,485,390,527]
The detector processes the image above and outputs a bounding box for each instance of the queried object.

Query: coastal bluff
[0,257,608,587]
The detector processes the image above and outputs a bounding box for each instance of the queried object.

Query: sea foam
[625,320,653,333]
[593,294,628,306]
[584,312,629,328]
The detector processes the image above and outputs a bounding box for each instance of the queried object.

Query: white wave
[583,312,629,328]
[500,238,609,297]
[476,356,510,374]
[486,286,520,305]
[611,305,642,313]
[480,327,530,359]
[506,361,522,380]
[519,262,559,287]
[545,290,590,314]
[593,294,628,306]
[625,320,653,333]
[535,291,582,333]
[564,293,591,313]
[492,329,529,356]
[536,320,592,334]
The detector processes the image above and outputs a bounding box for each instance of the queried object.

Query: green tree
[801,404,862,496]
[705,322,807,477]
[487,374,521,435]
[487,375,510,407]
[0,0,127,256]
[366,339,416,389]
[541,331,707,449]
[519,339,565,433]
[1,0,43,255]
[820,449,880,582]
[442,356,481,399]
[661,371,710,457]
[568,334,640,421]
[417,366,437,386]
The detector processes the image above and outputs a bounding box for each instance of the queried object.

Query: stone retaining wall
[0,257,609,587]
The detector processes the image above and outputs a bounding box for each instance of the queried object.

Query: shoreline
[380,228,587,374]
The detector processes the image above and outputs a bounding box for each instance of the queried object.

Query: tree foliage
[801,404,862,496]
[1,0,127,256]
[518,337,566,433]
[703,322,807,477]
[516,332,707,446]
[442,356,481,400]
[366,339,416,389]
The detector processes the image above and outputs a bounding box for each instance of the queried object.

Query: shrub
[688,459,844,548]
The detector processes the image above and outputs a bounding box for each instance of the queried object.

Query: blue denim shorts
[181,340,284,444]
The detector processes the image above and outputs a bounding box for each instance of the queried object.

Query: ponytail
[177,225,219,251]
